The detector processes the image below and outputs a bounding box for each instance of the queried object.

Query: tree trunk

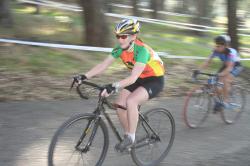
[227,0,239,50]
[132,0,139,16]
[175,0,190,13]
[34,0,40,15]
[150,0,158,19]
[159,0,165,11]
[181,0,189,13]
[105,0,112,13]
[0,0,13,27]
[193,0,209,24]
[192,0,214,35]
[79,0,110,47]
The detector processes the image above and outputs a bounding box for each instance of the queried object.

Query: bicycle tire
[183,86,211,128]
[48,113,109,166]
[220,85,246,124]
[131,108,175,166]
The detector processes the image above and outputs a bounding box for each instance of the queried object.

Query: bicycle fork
[75,115,101,153]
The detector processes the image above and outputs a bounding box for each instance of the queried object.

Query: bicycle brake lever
[70,78,77,91]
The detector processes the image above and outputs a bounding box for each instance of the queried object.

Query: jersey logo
[125,61,134,69]
[148,88,153,95]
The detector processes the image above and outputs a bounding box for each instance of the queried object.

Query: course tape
[1,38,250,60]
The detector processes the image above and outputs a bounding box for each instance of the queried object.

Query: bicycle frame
[102,96,161,145]
[71,78,163,152]
[75,87,162,152]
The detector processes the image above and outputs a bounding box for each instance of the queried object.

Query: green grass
[0,46,110,76]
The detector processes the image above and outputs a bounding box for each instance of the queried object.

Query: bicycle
[183,71,246,128]
[48,78,175,166]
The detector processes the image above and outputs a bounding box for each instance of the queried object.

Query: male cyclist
[196,35,243,109]
[75,19,165,152]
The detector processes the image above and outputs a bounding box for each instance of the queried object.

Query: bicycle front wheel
[220,85,246,124]
[48,113,109,166]
[183,86,211,128]
[131,108,175,166]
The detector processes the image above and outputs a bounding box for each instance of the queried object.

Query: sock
[128,133,135,142]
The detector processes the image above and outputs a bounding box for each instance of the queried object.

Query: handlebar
[70,78,127,110]
[191,70,219,85]
[196,72,218,77]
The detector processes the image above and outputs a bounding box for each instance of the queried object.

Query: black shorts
[125,76,164,99]
[218,62,243,77]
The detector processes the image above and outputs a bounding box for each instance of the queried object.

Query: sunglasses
[116,35,129,39]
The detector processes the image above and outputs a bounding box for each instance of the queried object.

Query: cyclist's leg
[126,76,164,139]
[223,73,233,103]
[126,87,149,139]
[115,89,131,134]
[216,65,226,96]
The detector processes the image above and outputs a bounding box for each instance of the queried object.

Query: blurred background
[0,0,250,101]
[1,1,250,166]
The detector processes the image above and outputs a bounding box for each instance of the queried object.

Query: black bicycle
[48,78,175,166]
[183,71,246,128]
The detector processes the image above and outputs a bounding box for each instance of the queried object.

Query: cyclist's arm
[200,56,213,70]
[85,55,115,79]
[218,61,234,76]
[116,62,145,88]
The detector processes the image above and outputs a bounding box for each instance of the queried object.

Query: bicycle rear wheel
[220,85,246,124]
[131,108,175,166]
[183,86,211,128]
[48,113,109,166]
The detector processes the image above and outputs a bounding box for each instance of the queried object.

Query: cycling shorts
[125,76,164,99]
[218,62,243,77]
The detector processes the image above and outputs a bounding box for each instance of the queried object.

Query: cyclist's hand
[73,74,87,84]
[192,70,200,81]
[193,69,200,76]
[101,84,116,97]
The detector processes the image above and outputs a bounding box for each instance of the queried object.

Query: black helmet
[214,35,231,45]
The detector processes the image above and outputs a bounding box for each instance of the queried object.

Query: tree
[105,0,113,13]
[181,0,189,13]
[191,0,214,35]
[150,0,160,19]
[227,0,239,50]
[174,0,191,14]
[0,0,13,27]
[159,0,165,11]
[33,0,40,15]
[132,0,139,16]
[79,0,110,47]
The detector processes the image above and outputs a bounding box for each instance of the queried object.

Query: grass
[0,44,127,77]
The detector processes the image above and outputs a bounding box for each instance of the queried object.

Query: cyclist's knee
[126,97,140,108]
[224,75,233,83]
[116,89,131,107]
[115,99,126,107]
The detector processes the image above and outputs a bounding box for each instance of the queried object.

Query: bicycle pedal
[115,148,131,155]
[114,145,132,155]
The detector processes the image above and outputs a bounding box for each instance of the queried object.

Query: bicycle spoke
[220,85,245,124]
[66,150,79,166]
[183,86,210,128]
[48,114,109,166]
[131,108,175,166]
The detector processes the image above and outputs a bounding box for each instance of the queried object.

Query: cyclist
[75,18,165,152]
[195,35,243,109]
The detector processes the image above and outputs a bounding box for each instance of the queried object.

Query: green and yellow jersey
[111,39,165,79]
